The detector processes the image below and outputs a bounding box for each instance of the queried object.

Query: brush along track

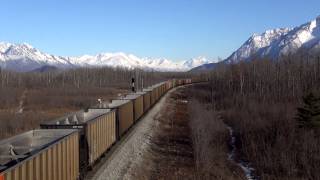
[146,86,195,179]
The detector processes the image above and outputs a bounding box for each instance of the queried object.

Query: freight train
[0,78,205,180]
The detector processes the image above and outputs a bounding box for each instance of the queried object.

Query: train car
[151,85,159,103]
[166,81,170,90]
[144,87,156,106]
[160,82,166,96]
[182,79,187,85]
[95,99,134,138]
[0,129,79,180]
[174,79,178,86]
[165,80,173,91]
[186,79,192,84]
[170,80,174,89]
[178,79,183,86]
[175,79,182,87]
[135,91,151,112]
[151,83,164,102]
[172,79,177,88]
[180,79,185,85]
[153,84,160,100]
[40,109,116,175]
[165,81,169,91]
[121,94,144,122]
[163,81,167,93]
[111,99,134,137]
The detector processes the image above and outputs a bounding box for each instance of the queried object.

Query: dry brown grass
[0,88,23,109]
[0,111,58,139]
[0,86,127,140]
[130,87,246,180]
[188,100,242,180]
[148,89,196,179]
[129,88,196,180]
[185,85,245,180]
[24,87,126,111]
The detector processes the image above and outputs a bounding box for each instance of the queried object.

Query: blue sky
[0,0,319,61]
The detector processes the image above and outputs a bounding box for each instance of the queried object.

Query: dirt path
[86,87,182,180]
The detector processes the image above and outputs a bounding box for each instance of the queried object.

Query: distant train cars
[0,78,204,180]
[0,129,79,180]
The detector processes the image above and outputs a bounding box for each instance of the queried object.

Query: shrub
[296,92,320,128]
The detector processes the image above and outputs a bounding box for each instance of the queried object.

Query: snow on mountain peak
[226,15,320,63]
[0,42,12,53]
[183,56,215,68]
[21,42,34,49]
[0,42,212,72]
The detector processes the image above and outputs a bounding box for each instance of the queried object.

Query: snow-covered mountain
[226,15,320,63]
[0,42,215,72]
[183,56,216,68]
[0,42,74,71]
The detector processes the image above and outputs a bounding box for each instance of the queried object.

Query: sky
[0,0,319,61]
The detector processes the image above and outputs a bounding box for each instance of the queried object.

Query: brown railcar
[107,99,134,137]
[165,80,173,91]
[136,91,151,112]
[144,87,156,106]
[0,129,79,180]
[151,83,163,102]
[40,109,116,175]
[122,94,144,122]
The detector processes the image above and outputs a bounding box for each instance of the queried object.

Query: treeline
[0,66,201,111]
[209,54,320,103]
[0,66,195,89]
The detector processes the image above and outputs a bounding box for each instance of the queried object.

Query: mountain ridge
[0,42,215,72]
[191,15,320,71]
[225,15,320,63]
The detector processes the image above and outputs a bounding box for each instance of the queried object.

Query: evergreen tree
[296,92,320,128]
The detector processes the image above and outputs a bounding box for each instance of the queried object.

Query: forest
[187,51,320,179]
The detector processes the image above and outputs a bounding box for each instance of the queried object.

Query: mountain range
[193,15,320,71]
[2,15,320,72]
[0,42,215,72]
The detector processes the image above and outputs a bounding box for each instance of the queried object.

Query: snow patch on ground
[226,125,257,180]
[16,90,27,114]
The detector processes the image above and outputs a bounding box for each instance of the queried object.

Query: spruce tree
[296,92,320,128]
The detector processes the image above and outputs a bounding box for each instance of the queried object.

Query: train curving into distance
[0,78,204,180]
